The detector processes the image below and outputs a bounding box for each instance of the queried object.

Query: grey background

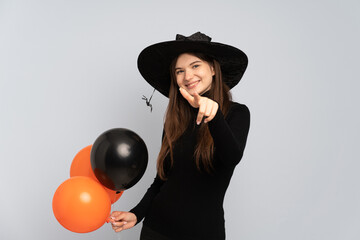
[1,0,359,239]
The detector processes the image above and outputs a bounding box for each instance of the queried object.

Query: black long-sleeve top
[130,102,250,240]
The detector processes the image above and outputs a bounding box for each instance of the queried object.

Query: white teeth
[187,81,199,88]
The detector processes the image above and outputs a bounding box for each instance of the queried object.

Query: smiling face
[174,53,215,96]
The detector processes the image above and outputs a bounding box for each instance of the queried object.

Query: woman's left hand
[179,87,218,125]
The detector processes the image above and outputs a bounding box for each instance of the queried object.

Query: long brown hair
[157,52,232,180]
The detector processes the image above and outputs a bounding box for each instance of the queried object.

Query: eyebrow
[175,60,202,70]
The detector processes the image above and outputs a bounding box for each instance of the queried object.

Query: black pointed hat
[137,32,248,97]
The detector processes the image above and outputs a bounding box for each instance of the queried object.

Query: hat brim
[138,40,248,97]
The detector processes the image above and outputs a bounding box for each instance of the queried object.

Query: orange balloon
[52,176,111,233]
[70,145,123,203]
[106,188,123,203]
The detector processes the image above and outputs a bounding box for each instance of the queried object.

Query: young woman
[109,32,250,240]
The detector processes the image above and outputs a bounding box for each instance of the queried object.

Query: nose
[184,70,193,81]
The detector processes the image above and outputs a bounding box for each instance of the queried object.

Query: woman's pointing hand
[179,87,218,125]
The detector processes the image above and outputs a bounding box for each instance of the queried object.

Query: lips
[185,80,200,89]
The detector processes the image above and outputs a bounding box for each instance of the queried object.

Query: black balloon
[90,128,148,191]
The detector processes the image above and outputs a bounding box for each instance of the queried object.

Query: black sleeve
[207,103,250,167]
[129,130,167,224]
[129,174,165,224]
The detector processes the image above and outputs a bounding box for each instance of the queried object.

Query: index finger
[179,87,195,104]
[192,91,202,104]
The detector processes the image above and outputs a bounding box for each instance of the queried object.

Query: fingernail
[111,217,115,219]
[123,222,127,225]
[197,121,200,125]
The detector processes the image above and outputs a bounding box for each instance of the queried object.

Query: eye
[192,64,200,69]
[176,70,184,75]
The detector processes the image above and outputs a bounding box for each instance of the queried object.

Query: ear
[211,65,215,76]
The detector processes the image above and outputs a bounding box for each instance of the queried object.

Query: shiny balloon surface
[90,128,148,191]
[52,176,111,233]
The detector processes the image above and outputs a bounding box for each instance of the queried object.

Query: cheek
[204,76,213,89]
[176,76,183,87]
[204,72,213,83]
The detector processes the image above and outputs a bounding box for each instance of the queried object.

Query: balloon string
[110,197,122,240]
[110,204,118,239]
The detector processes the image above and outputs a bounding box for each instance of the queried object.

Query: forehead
[175,53,202,67]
